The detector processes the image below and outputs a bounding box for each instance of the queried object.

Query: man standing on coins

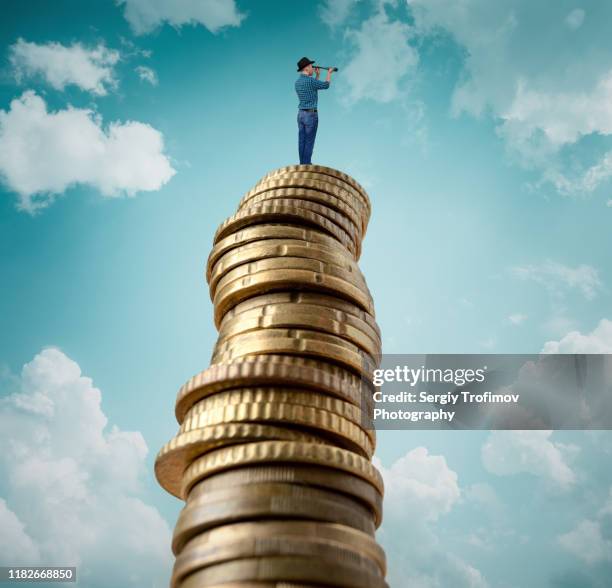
[295,57,334,165]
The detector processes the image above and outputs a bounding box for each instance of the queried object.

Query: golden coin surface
[217,309,381,358]
[184,387,370,431]
[208,240,365,298]
[173,485,376,553]
[181,441,384,497]
[255,168,369,201]
[212,328,377,379]
[155,423,331,498]
[240,189,366,237]
[251,176,370,227]
[213,256,371,306]
[207,225,345,279]
[188,464,382,525]
[213,204,357,258]
[213,268,375,328]
[234,197,361,248]
[219,299,381,351]
[175,520,386,575]
[177,557,388,588]
[184,481,372,514]
[248,175,370,220]
[172,535,382,588]
[175,355,374,422]
[239,188,365,233]
[240,189,365,251]
[263,165,370,206]
[220,292,380,339]
[178,402,374,458]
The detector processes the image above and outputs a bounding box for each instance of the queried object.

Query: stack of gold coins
[155,164,388,588]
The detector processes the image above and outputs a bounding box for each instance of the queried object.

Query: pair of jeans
[297,109,318,164]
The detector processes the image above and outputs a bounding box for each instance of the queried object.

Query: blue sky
[1,1,612,587]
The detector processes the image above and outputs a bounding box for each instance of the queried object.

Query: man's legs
[302,112,318,164]
[297,111,307,164]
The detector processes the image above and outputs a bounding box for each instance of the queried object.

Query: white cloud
[0,91,176,213]
[481,431,576,489]
[565,8,585,30]
[136,65,158,85]
[0,348,172,587]
[558,520,612,564]
[342,10,419,104]
[558,488,612,565]
[118,0,246,35]
[543,150,612,196]
[501,72,612,149]
[380,446,460,521]
[601,487,612,516]
[376,448,488,587]
[465,482,506,520]
[318,0,361,28]
[507,313,527,325]
[408,0,612,194]
[0,498,40,563]
[10,38,119,96]
[510,260,601,300]
[541,318,612,353]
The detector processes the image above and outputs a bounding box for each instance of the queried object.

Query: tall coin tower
[155,164,388,587]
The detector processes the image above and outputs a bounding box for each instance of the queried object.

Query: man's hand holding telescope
[314,65,338,83]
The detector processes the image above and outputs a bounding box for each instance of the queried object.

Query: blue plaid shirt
[295,74,330,109]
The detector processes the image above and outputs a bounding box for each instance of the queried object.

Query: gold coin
[208,240,365,299]
[214,256,371,304]
[207,225,343,280]
[177,557,387,588]
[217,308,381,358]
[263,165,370,208]
[220,292,380,339]
[184,481,372,514]
[212,328,377,380]
[172,536,382,588]
[219,297,381,351]
[176,520,386,575]
[239,187,365,234]
[174,355,374,422]
[246,175,367,212]
[181,441,384,497]
[233,197,362,249]
[173,486,376,553]
[213,268,375,328]
[178,402,374,458]
[184,388,372,431]
[249,175,370,222]
[155,423,331,499]
[213,204,357,259]
[188,464,382,526]
[252,175,370,227]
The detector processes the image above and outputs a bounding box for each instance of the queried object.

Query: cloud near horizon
[376,447,488,587]
[0,348,172,587]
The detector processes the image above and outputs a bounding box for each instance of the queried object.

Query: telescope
[314,65,339,72]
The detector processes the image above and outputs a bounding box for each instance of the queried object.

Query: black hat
[297,57,315,72]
